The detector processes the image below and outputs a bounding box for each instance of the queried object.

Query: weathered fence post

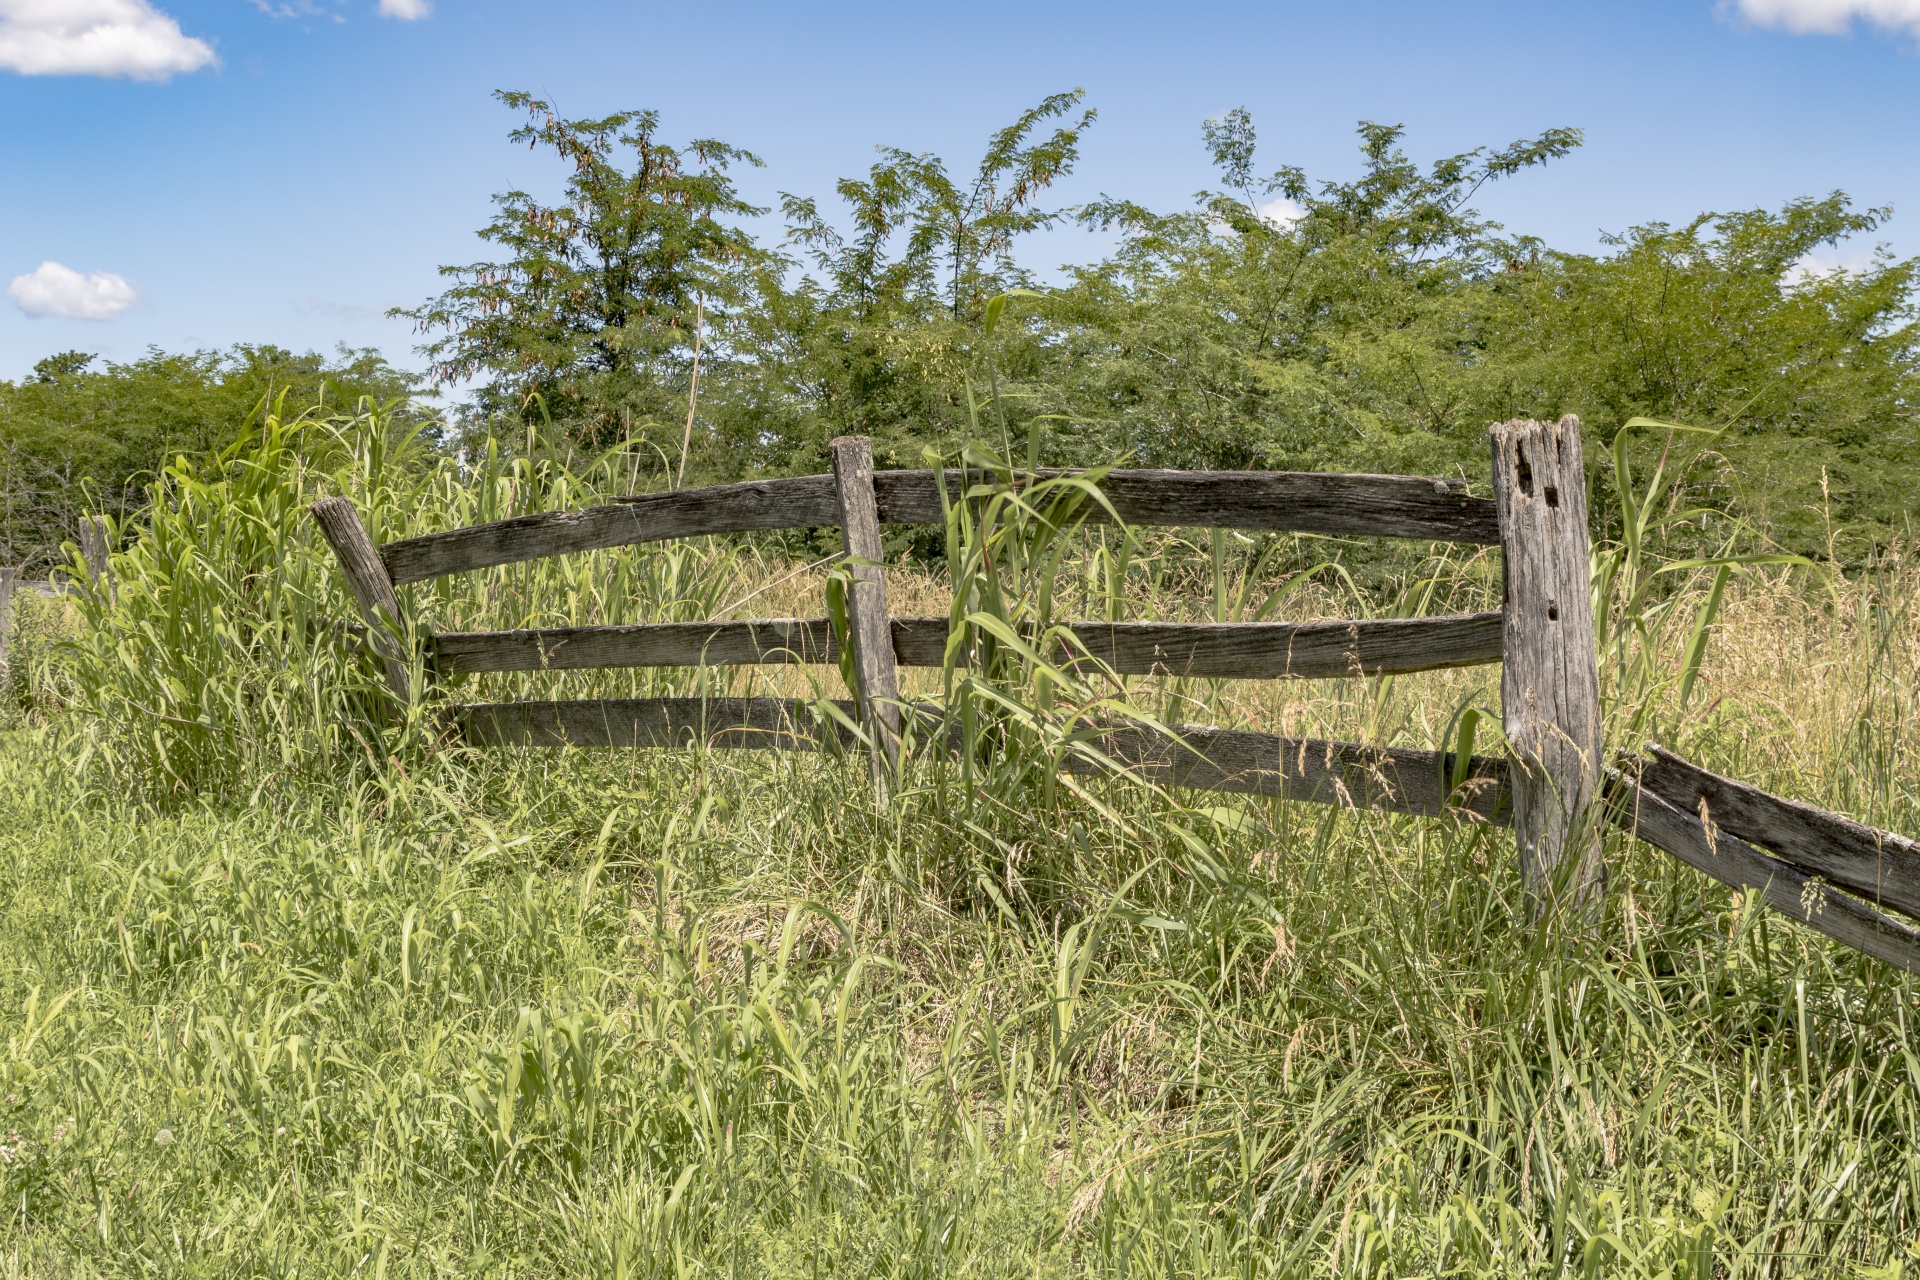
[0,567,15,672]
[79,515,115,602]
[309,497,413,705]
[1490,415,1605,922]
[829,436,903,790]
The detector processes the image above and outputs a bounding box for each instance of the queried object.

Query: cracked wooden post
[310,497,413,706]
[0,568,14,673]
[829,436,902,794]
[79,516,114,603]
[1491,415,1605,922]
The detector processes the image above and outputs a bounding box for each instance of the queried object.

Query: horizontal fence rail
[427,611,1505,681]
[1635,744,1920,922]
[1607,770,1920,975]
[433,619,839,673]
[381,467,1497,584]
[458,696,852,753]
[450,695,1514,824]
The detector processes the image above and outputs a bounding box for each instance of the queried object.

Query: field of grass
[0,414,1916,1277]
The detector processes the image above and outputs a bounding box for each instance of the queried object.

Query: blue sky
[2,0,1917,384]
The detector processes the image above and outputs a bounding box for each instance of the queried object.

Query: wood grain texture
[377,466,1498,583]
[1059,612,1502,679]
[1492,415,1605,921]
[309,497,413,703]
[873,469,1499,543]
[79,516,114,600]
[832,437,903,776]
[1637,744,1920,922]
[381,476,841,585]
[1607,771,1920,975]
[427,611,1503,679]
[430,619,838,675]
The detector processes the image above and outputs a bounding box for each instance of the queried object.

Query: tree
[785,89,1095,323]
[1477,195,1920,554]
[396,92,767,448]
[1039,109,1915,555]
[763,91,1096,468]
[383,89,1917,557]
[1041,113,1581,471]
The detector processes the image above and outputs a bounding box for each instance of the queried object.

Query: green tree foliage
[785,89,1096,322]
[0,345,420,571]
[1016,109,1913,554]
[724,90,1096,472]
[1036,115,1583,472]
[394,92,768,450]
[1475,198,1920,552]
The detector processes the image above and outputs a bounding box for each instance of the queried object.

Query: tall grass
[59,405,771,800]
[4,399,1917,1275]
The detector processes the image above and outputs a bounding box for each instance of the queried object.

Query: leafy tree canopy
[394,92,768,448]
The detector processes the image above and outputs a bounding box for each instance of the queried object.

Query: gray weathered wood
[431,618,838,675]
[377,467,1499,584]
[1637,744,1920,922]
[876,468,1499,543]
[889,617,947,667]
[1063,724,1512,822]
[381,476,843,585]
[79,516,114,600]
[831,436,903,776]
[0,568,15,671]
[1607,771,1920,976]
[309,497,413,704]
[1057,611,1502,680]
[1491,415,1605,922]
[428,611,1503,680]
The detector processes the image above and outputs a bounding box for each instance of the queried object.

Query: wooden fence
[309,417,1920,970]
[0,515,107,671]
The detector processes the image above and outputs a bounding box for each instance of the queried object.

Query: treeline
[4,89,1915,565]
[0,346,424,572]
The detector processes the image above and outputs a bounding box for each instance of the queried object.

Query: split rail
[311,417,1920,968]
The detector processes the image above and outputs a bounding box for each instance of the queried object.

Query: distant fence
[0,514,105,671]
[302,416,1920,971]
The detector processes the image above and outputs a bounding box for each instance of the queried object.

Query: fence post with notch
[80,515,115,603]
[0,567,14,672]
[1490,414,1605,923]
[310,497,413,706]
[829,436,903,790]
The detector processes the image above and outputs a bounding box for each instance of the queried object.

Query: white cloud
[377,0,430,18]
[1257,196,1305,228]
[8,262,138,320]
[1730,0,1920,36]
[0,0,215,79]
[1785,247,1882,285]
